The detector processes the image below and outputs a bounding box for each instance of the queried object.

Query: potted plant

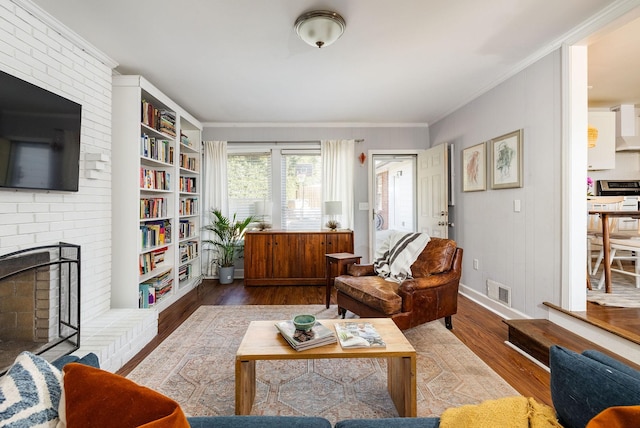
[203,209,256,284]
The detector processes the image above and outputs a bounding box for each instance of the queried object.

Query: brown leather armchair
[334,237,463,330]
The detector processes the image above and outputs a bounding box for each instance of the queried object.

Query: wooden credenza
[244,230,354,286]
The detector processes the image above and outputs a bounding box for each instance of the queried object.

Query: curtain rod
[228,139,365,144]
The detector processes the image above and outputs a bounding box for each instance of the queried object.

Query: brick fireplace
[0,243,80,374]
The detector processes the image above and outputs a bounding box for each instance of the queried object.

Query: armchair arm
[346,264,376,277]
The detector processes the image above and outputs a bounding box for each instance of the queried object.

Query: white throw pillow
[0,351,62,427]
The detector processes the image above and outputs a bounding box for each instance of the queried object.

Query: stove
[596,180,640,196]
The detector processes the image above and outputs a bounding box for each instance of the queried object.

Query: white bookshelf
[112,75,202,312]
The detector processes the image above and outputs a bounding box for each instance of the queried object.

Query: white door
[417,143,450,238]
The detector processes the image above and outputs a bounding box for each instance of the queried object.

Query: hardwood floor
[121,279,620,408]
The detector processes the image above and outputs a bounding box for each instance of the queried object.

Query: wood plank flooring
[118,279,639,408]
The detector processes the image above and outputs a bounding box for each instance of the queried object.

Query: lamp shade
[294,11,346,48]
[324,201,342,216]
[254,201,273,216]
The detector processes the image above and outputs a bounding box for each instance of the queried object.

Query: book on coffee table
[275,320,337,351]
[335,322,386,348]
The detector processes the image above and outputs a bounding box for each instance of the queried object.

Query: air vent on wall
[487,279,511,307]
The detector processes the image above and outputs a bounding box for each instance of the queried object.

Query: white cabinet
[112,75,202,312]
[588,111,616,170]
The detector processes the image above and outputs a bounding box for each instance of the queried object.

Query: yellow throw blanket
[439,396,562,428]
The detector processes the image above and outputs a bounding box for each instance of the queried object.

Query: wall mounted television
[0,70,81,192]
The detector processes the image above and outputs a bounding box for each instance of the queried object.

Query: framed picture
[462,142,486,192]
[490,129,523,189]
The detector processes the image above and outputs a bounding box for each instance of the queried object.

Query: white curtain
[203,141,228,216]
[203,141,228,276]
[321,139,355,230]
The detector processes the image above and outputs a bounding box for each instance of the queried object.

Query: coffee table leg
[235,359,256,415]
[387,355,417,417]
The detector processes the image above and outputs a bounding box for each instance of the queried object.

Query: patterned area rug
[126,305,517,424]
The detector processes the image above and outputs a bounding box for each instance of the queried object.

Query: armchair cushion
[411,238,457,277]
[335,275,402,315]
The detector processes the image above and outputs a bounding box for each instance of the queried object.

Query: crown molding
[12,0,118,69]
[202,122,429,128]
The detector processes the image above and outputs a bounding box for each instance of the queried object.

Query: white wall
[429,50,562,319]
[202,125,430,260]
[0,0,114,324]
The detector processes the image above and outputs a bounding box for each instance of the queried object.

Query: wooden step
[503,318,640,370]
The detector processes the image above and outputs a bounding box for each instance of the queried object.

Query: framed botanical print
[490,129,523,189]
[462,142,486,192]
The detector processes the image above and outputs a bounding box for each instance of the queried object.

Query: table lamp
[324,201,342,230]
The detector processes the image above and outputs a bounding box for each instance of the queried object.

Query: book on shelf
[334,322,386,348]
[275,320,336,351]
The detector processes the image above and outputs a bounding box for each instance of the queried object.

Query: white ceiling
[28,0,637,124]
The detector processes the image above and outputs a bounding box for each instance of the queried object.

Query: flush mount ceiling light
[294,10,346,48]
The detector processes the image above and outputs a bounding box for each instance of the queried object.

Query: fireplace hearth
[0,242,80,374]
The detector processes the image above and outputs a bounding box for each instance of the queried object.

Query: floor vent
[487,279,511,307]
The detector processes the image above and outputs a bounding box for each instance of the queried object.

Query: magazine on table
[275,320,337,351]
[335,322,386,348]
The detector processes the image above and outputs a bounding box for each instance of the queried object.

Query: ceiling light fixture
[294,10,346,49]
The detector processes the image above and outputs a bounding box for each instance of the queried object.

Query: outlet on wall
[473,259,479,270]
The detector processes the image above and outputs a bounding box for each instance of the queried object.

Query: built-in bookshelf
[112,75,202,312]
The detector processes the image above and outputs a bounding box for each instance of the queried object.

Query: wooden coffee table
[235,317,417,417]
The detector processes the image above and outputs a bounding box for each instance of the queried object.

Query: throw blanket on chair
[373,231,430,283]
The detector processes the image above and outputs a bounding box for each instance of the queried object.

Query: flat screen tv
[0,70,81,192]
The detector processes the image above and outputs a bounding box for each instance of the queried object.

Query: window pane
[227,152,272,222]
[281,153,321,231]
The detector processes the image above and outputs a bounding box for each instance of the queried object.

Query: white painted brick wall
[0,0,113,321]
[0,0,158,372]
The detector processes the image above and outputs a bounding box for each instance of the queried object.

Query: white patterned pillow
[0,351,62,427]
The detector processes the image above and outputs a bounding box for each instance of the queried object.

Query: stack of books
[275,320,336,351]
[335,322,386,348]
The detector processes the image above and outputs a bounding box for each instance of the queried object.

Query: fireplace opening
[0,243,80,374]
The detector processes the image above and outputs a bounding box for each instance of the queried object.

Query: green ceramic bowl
[293,314,316,331]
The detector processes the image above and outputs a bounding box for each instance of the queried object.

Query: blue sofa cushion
[550,345,640,428]
[50,352,100,370]
[334,417,440,428]
[187,416,332,428]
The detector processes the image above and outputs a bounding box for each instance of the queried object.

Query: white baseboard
[459,283,530,321]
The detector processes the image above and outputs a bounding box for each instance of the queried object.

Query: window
[227,144,321,230]
[227,152,272,221]
[281,151,321,231]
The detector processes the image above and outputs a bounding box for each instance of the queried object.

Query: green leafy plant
[203,209,256,268]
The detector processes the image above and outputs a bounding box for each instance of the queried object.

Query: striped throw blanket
[373,231,430,283]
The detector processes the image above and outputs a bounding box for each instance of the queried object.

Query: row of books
[179,176,197,193]
[179,153,198,171]
[139,270,174,308]
[141,100,176,137]
[141,134,174,164]
[179,219,196,239]
[179,241,199,263]
[139,246,168,275]
[179,197,198,216]
[140,220,172,249]
[140,197,167,219]
[276,321,386,351]
[178,264,192,282]
[140,167,171,191]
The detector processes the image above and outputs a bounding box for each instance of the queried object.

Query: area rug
[126,305,517,424]
[588,270,640,307]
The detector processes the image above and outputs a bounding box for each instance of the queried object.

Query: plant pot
[218,266,235,284]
